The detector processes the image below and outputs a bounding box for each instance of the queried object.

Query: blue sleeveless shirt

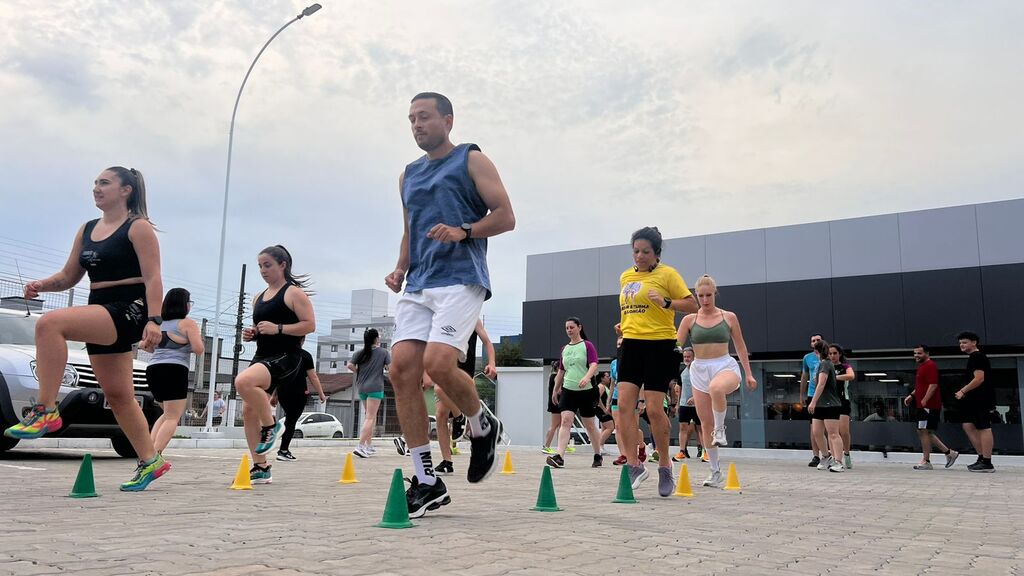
[402,143,491,298]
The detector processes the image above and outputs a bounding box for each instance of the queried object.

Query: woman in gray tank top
[146,288,205,452]
[347,329,390,458]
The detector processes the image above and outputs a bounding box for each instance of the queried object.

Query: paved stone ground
[1,445,1022,576]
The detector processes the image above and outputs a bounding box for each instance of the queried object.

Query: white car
[292,412,344,438]
[0,308,155,457]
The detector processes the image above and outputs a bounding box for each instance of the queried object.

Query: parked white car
[0,308,156,457]
[292,412,344,438]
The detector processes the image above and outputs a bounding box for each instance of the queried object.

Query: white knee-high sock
[707,446,720,472]
[713,409,726,431]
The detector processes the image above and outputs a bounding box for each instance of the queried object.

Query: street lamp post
[206,3,322,430]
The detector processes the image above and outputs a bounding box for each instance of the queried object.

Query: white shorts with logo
[689,355,741,394]
[393,285,486,362]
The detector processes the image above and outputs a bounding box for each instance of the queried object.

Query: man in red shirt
[904,345,959,470]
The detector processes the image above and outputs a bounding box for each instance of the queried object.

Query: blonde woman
[676,274,757,488]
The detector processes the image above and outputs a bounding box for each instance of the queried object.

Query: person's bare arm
[385,173,411,293]
[129,219,163,349]
[308,369,326,403]
[426,151,516,243]
[475,319,497,379]
[25,224,88,298]
[727,311,757,391]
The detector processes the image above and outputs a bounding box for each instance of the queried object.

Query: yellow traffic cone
[230,453,253,490]
[673,463,693,497]
[338,451,360,484]
[724,462,741,491]
[500,449,515,475]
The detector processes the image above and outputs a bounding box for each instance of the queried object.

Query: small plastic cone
[500,449,515,475]
[724,462,742,491]
[673,463,694,497]
[338,452,360,484]
[612,463,637,504]
[229,453,253,490]
[376,468,414,529]
[531,467,562,512]
[69,453,98,498]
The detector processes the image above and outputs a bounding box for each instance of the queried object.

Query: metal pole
[207,4,323,430]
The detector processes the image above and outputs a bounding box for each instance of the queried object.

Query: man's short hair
[412,92,453,117]
[957,331,980,343]
[915,344,930,353]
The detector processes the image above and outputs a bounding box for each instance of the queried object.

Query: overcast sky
[1,1,1022,347]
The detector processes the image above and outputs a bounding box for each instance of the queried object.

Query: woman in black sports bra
[4,166,170,492]
[236,245,316,484]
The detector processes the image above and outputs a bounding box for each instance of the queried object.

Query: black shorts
[546,379,560,414]
[677,405,700,425]
[617,338,677,394]
[596,408,613,423]
[146,363,189,402]
[840,398,851,417]
[252,352,304,395]
[812,405,842,421]
[87,284,147,355]
[557,387,597,418]
[915,407,941,431]
[960,401,993,430]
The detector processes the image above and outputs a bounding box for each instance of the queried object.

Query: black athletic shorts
[677,405,700,425]
[915,407,940,431]
[546,379,560,414]
[617,338,677,394]
[596,408,613,423]
[557,387,598,418]
[812,405,842,421]
[87,284,148,355]
[146,363,189,402]
[252,352,304,395]
[840,398,851,417]
[960,400,993,431]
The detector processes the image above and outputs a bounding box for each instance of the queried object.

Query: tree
[495,342,540,367]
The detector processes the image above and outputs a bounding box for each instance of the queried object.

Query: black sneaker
[807,455,820,468]
[406,476,450,518]
[450,413,468,441]
[467,412,503,483]
[394,436,408,456]
[435,460,454,475]
[546,454,565,468]
[968,459,995,473]
[592,454,603,468]
[276,450,296,462]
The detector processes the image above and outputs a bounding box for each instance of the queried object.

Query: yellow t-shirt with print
[619,263,692,340]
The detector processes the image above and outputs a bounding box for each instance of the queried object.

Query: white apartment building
[317,289,395,374]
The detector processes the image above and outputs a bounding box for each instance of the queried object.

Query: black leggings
[278,398,305,452]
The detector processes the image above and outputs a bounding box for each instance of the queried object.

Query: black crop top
[253,284,302,357]
[78,218,143,283]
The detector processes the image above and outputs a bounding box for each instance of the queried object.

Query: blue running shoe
[255,419,284,455]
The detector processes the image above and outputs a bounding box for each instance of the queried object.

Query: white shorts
[393,285,486,362]
[689,355,741,394]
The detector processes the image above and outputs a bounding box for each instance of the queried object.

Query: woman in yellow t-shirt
[616,226,697,497]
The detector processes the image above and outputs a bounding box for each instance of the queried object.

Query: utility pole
[195,318,208,390]
[66,288,75,309]
[230,263,247,386]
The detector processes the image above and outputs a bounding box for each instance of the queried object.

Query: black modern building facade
[523,199,1024,454]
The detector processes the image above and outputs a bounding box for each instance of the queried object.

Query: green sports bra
[690,315,731,345]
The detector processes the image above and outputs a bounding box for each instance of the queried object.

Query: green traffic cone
[612,463,637,504]
[69,453,98,498]
[531,466,562,512]
[375,468,414,529]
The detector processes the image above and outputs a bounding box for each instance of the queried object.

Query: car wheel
[332,431,343,438]
[293,430,304,439]
[110,435,138,458]
[0,435,18,453]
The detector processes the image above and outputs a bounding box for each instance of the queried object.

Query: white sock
[410,444,437,486]
[467,409,490,437]
[708,446,720,472]
[713,409,726,431]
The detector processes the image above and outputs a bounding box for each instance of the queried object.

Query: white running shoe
[817,456,832,470]
[702,469,725,488]
[711,427,727,447]
[353,445,370,458]
[828,461,845,473]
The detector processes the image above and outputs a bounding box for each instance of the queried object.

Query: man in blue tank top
[384,92,516,518]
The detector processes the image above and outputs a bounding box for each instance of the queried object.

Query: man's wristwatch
[277,324,284,335]
[662,297,672,309]
[147,316,163,325]
[460,223,473,243]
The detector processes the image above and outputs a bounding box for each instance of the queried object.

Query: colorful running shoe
[119,454,171,491]
[5,404,63,439]
[565,445,576,454]
[255,419,284,455]
[250,463,273,484]
[541,447,556,455]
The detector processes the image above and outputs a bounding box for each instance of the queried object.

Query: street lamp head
[300,4,322,18]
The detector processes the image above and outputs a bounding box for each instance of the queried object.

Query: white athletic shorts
[689,355,741,394]
[393,285,486,362]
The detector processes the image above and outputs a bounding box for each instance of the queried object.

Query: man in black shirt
[953,331,995,472]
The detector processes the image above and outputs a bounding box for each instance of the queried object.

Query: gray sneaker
[944,450,959,469]
[702,469,725,488]
[628,464,649,490]
[913,461,933,470]
[658,466,674,497]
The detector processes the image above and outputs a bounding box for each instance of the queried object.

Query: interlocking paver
[1,446,1022,575]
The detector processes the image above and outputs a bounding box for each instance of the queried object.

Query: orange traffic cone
[724,462,742,491]
[338,452,359,484]
[500,449,515,475]
[673,463,693,497]
[230,454,253,490]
